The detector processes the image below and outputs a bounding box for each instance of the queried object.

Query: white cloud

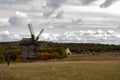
[0,31,22,42]
[48,25,54,29]
[8,11,29,25]
[42,7,54,18]
[1,30,120,44]
[0,18,10,27]
[39,30,120,44]
[51,10,64,18]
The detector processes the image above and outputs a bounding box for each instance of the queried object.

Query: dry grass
[62,52,120,61]
[0,61,120,80]
[1,53,120,80]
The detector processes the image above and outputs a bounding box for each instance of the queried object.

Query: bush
[16,55,22,62]
[37,53,41,60]
[10,53,17,61]
[53,52,60,59]
[37,52,50,60]
[0,55,5,63]
[63,51,68,58]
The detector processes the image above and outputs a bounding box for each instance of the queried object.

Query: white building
[66,48,72,55]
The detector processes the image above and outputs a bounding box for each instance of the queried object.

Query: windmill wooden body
[20,24,44,61]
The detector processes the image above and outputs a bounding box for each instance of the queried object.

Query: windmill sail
[28,24,35,41]
[36,29,44,41]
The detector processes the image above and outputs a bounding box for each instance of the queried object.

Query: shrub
[63,51,68,58]
[10,53,17,61]
[37,52,50,60]
[37,51,68,60]
[0,55,5,63]
[37,53,41,60]
[16,55,22,62]
[53,52,60,59]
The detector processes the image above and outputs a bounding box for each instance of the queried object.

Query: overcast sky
[0,0,120,44]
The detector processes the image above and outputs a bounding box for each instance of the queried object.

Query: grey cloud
[43,10,54,18]
[79,0,96,5]
[47,0,60,9]
[46,0,66,9]
[71,19,82,24]
[48,24,66,29]
[0,0,32,4]
[9,17,20,25]
[55,10,64,18]
[47,0,96,8]
[100,0,117,8]
[8,11,28,25]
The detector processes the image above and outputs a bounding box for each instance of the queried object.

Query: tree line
[38,41,120,53]
[0,41,120,62]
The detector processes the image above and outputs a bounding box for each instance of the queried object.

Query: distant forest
[38,41,120,53]
[0,41,120,62]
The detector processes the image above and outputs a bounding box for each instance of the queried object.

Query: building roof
[20,38,34,45]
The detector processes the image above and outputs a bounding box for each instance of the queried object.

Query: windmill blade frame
[36,29,44,41]
[28,24,35,41]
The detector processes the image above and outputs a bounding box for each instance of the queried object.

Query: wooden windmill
[20,24,44,61]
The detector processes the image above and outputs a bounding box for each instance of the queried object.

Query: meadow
[0,54,120,80]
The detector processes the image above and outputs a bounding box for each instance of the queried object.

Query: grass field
[0,54,120,80]
[63,52,120,61]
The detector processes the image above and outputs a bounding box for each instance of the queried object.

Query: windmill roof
[20,38,34,45]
